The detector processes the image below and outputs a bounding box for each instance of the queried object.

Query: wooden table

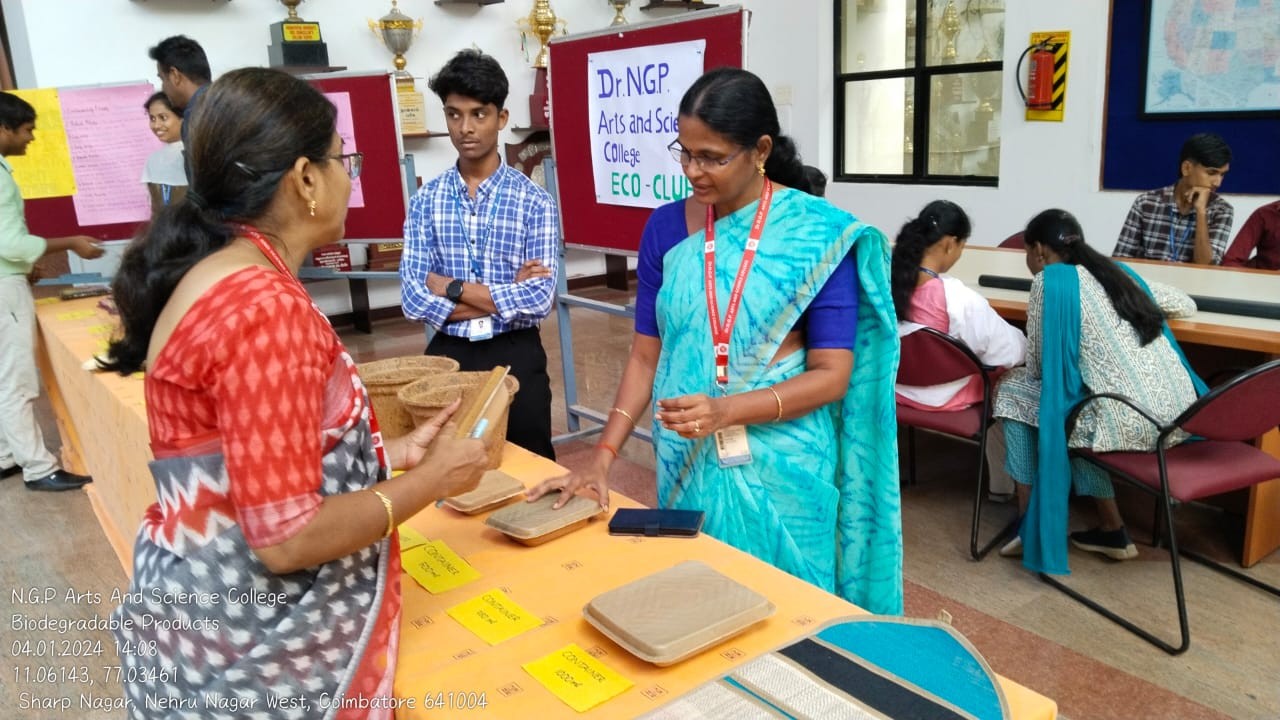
[34,296,1057,719]
[949,247,1280,566]
[35,297,151,571]
[392,446,1057,719]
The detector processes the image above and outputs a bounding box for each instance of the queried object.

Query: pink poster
[323,92,365,208]
[60,84,161,226]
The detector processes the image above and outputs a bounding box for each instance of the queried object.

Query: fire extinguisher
[1016,40,1057,109]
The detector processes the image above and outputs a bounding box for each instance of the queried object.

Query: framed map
[1141,0,1280,118]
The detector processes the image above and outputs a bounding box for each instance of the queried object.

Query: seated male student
[1221,200,1280,271]
[1112,132,1233,265]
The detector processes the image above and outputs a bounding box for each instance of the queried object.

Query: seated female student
[994,209,1205,571]
[140,92,187,214]
[892,200,1027,500]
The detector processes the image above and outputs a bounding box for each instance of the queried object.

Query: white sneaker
[998,535,1022,557]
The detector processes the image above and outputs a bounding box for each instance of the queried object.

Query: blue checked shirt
[1113,185,1234,264]
[401,162,559,337]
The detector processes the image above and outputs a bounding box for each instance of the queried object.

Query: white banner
[586,40,705,209]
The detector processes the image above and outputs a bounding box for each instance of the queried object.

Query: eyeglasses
[328,152,363,180]
[667,140,745,172]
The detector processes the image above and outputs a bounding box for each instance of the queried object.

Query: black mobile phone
[608,508,705,538]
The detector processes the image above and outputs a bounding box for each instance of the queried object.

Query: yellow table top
[393,446,1057,719]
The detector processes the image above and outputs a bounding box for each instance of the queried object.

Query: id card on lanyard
[456,173,503,342]
[1168,208,1195,262]
[703,179,773,468]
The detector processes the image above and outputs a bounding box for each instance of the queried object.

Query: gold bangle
[370,489,395,539]
[767,386,784,422]
[611,407,636,426]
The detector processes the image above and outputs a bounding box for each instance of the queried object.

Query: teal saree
[652,188,903,615]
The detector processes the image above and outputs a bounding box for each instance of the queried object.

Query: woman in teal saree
[529,68,902,615]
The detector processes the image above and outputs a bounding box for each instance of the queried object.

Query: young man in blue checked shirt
[401,49,559,459]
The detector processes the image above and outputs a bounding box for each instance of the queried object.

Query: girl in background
[140,91,186,214]
[994,209,1204,569]
[891,200,1026,503]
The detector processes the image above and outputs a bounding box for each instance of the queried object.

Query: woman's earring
[756,161,766,177]
[308,200,317,217]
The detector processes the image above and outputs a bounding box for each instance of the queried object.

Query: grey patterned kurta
[993,266,1197,451]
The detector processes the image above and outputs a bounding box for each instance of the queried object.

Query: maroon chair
[897,327,1017,560]
[998,232,1025,249]
[1046,359,1280,655]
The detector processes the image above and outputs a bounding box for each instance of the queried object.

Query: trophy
[518,0,567,129]
[369,1,428,134]
[609,0,632,27]
[938,0,961,64]
[268,0,331,68]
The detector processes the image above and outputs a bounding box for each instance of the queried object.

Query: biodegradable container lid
[443,470,525,515]
[583,560,775,666]
[484,493,603,545]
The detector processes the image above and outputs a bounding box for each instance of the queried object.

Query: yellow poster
[397,524,430,552]
[7,88,76,199]
[402,540,480,594]
[523,643,633,712]
[447,589,543,646]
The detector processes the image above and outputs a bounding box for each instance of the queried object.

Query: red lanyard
[236,225,389,472]
[704,179,773,385]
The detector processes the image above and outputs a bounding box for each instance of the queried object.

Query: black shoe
[0,463,21,479]
[25,470,92,492]
[1069,526,1138,560]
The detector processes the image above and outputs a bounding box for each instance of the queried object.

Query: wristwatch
[445,279,464,303]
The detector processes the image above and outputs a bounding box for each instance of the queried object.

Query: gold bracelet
[370,489,395,539]
[767,386,784,422]
[611,407,636,426]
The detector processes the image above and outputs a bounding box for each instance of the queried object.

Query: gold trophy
[269,0,329,68]
[518,0,567,128]
[369,1,428,134]
[939,0,961,64]
[609,0,632,27]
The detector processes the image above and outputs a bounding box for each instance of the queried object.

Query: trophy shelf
[434,0,504,5]
[402,131,450,139]
[641,1,719,9]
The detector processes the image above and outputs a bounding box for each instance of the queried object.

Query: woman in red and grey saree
[100,68,487,719]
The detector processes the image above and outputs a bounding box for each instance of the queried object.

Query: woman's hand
[390,398,461,469]
[419,424,489,501]
[655,393,727,438]
[525,453,611,510]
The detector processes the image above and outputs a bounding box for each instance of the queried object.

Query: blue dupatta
[1023,263,1207,575]
[652,188,903,614]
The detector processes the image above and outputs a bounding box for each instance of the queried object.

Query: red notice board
[305,72,407,239]
[547,7,745,254]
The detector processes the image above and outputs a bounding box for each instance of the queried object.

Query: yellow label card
[447,589,543,646]
[397,524,430,552]
[402,540,479,594]
[56,309,97,321]
[523,643,633,712]
[35,297,61,305]
[87,324,113,337]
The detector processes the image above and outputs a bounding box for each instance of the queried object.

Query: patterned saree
[652,188,903,615]
[111,237,401,719]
